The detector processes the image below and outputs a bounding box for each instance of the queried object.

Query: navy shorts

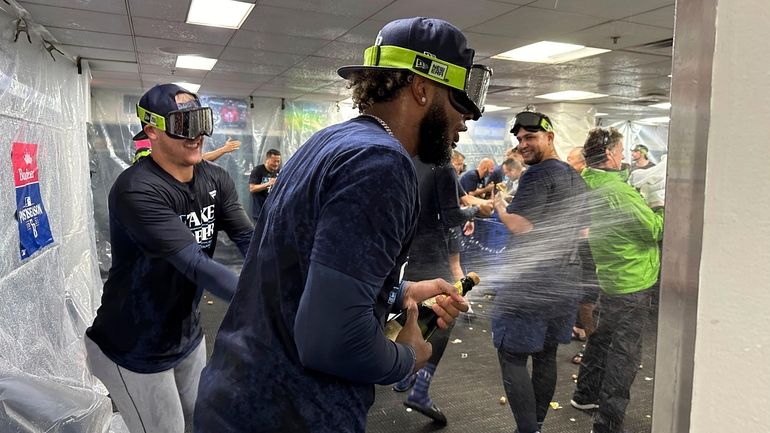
[492,313,574,353]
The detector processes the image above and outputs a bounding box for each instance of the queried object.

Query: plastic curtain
[0,10,111,433]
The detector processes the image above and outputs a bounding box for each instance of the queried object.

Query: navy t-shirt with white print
[86,157,253,373]
[194,117,419,433]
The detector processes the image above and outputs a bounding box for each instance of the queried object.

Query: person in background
[460,157,496,198]
[567,146,587,173]
[193,17,484,433]
[571,127,664,433]
[85,84,253,433]
[391,156,489,424]
[202,137,240,162]
[248,148,281,221]
[630,143,655,171]
[492,110,588,433]
[451,149,467,175]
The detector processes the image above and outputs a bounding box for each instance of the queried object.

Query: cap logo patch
[413,54,448,81]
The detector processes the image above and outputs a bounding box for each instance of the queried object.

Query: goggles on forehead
[136,105,214,140]
[510,111,554,135]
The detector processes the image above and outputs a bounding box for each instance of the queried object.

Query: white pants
[84,334,206,433]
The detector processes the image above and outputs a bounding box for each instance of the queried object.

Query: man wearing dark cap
[491,111,588,433]
[194,17,488,433]
[630,143,655,171]
[84,84,253,433]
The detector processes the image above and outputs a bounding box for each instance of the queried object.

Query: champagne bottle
[383,272,480,341]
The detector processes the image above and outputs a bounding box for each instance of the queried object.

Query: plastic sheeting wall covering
[0,10,112,433]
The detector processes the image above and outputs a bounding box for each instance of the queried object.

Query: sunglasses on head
[510,111,553,135]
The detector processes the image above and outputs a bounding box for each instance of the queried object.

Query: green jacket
[581,167,664,295]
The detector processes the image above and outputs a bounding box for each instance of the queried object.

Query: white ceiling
[13,0,675,120]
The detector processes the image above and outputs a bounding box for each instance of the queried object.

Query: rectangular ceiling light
[174,82,201,93]
[186,0,255,29]
[649,102,671,109]
[536,90,608,101]
[483,104,510,113]
[175,55,217,71]
[492,41,610,64]
[595,112,609,116]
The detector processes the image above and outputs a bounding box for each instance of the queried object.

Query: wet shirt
[86,158,253,373]
[492,159,588,329]
[194,117,419,433]
[248,164,278,218]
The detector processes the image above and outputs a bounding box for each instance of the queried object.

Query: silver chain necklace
[359,114,394,137]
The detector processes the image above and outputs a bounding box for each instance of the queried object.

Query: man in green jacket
[570,127,664,433]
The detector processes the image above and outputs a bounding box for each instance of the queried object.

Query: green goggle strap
[136,105,167,132]
[363,45,468,91]
[540,117,553,132]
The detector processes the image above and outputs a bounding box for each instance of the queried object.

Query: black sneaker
[404,400,447,425]
[570,398,599,410]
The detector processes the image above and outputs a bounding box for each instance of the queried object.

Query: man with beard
[491,111,588,433]
[194,17,487,433]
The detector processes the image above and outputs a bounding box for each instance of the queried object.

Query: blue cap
[132,84,202,140]
[337,17,479,116]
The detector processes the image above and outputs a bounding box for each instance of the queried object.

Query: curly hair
[346,69,414,112]
[583,127,623,166]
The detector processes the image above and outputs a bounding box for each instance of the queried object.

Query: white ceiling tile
[141,72,207,85]
[282,56,345,82]
[21,3,130,34]
[627,5,675,29]
[48,28,134,50]
[229,30,329,55]
[204,71,274,85]
[241,5,355,40]
[131,17,235,45]
[371,0,521,29]
[134,37,225,58]
[565,20,673,50]
[219,46,304,67]
[19,0,127,15]
[259,0,392,19]
[128,0,188,22]
[211,61,287,76]
[336,19,388,45]
[313,41,369,62]
[62,46,135,62]
[528,0,674,21]
[464,32,533,59]
[139,64,208,78]
[137,52,177,68]
[465,6,605,39]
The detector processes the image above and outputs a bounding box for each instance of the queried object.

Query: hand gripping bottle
[384,272,480,341]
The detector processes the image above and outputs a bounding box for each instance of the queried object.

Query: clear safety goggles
[452,64,493,120]
[137,105,214,140]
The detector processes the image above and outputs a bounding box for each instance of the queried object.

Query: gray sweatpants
[84,334,206,433]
